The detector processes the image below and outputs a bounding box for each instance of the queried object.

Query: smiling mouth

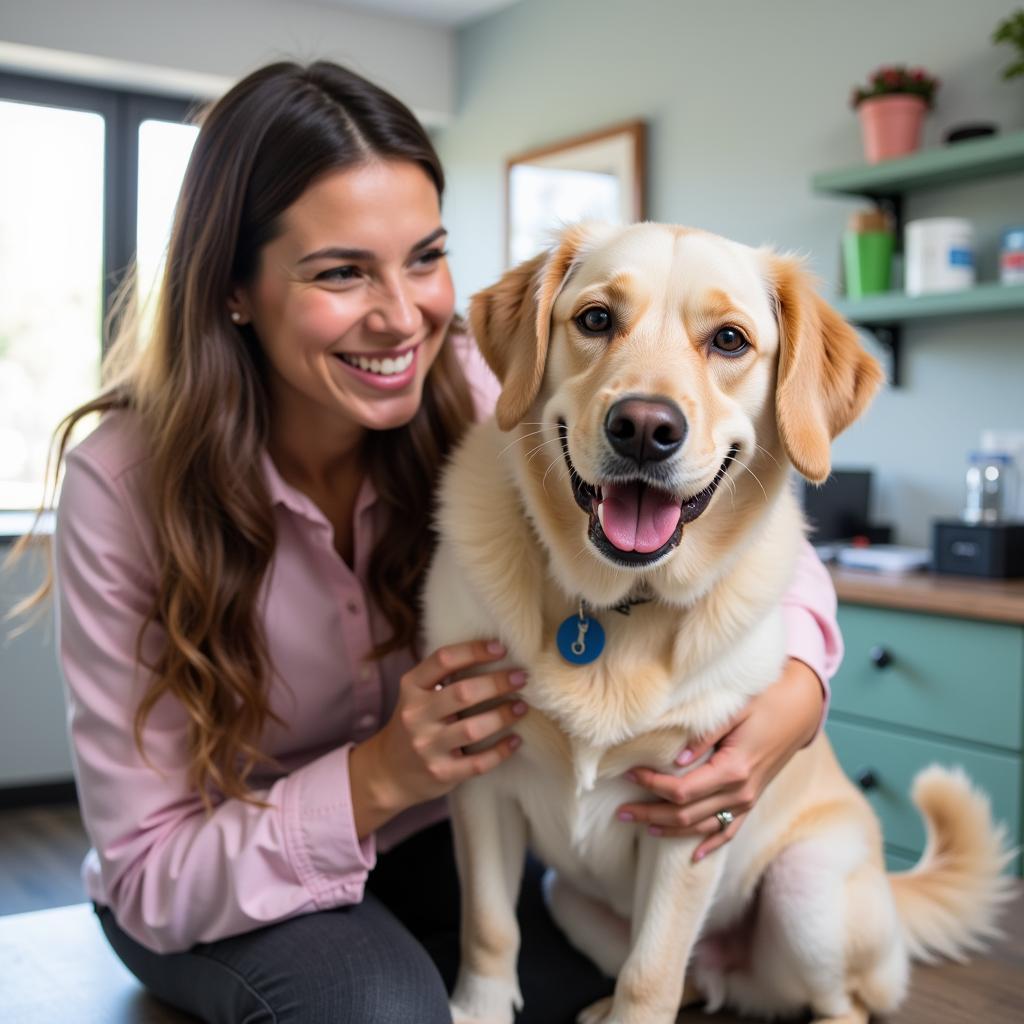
[336,344,418,378]
[558,422,739,567]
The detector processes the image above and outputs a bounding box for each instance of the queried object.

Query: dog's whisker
[720,470,737,499]
[541,452,570,496]
[731,456,769,504]
[750,442,781,469]
[571,544,591,564]
[525,438,568,468]
[498,428,555,460]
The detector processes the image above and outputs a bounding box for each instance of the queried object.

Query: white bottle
[905,218,975,296]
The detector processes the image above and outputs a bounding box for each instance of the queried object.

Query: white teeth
[597,500,606,532]
[339,349,414,376]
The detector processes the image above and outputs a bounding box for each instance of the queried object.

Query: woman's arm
[616,538,843,860]
[56,440,376,954]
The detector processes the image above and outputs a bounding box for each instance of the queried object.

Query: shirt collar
[260,450,378,526]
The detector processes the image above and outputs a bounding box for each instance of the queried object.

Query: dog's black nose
[604,397,687,465]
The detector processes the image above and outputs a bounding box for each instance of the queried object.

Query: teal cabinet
[827,602,1024,876]
[831,605,1023,750]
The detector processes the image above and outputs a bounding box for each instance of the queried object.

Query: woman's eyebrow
[297,227,448,265]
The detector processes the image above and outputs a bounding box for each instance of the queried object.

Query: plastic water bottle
[964,452,1016,524]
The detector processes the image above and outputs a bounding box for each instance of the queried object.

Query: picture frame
[505,119,647,267]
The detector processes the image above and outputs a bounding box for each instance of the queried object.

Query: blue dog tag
[556,610,605,665]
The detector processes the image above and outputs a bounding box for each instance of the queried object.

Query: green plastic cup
[843,230,894,298]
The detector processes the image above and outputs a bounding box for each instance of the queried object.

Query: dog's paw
[450,969,522,1024]
[576,996,615,1024]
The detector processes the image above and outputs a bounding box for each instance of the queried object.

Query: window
[0,74,198,510]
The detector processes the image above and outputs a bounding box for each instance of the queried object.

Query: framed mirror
[505,120,646,266]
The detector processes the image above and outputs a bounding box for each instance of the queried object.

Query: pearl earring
[230,311,243,324]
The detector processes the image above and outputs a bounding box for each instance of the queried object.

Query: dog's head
[469,222,882,580]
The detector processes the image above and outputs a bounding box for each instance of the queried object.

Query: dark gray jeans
[98,820,614,1023]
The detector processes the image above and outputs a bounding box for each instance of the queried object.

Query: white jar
[904,217,975,296]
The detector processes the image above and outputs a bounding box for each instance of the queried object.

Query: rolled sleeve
[782,538,844,738]
[284,744,376,907]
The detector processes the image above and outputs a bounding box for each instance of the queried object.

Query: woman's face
[235,160,455,434]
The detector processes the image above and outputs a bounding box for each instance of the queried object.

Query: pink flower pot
[857,94,927,163]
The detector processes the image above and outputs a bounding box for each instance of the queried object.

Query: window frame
[0,71,199,354]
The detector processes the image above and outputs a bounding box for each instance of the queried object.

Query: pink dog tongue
[602,482,682,553]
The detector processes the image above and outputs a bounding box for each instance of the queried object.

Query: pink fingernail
[617,811,634,822]
[487,640,506,655]
[624,770,638,783]
[694,849,706,861]
[509,670,527,687]
[675,749,694,766]
[648,826,663,837]
[512,701,528,716]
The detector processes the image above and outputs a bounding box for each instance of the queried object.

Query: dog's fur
[423,223,1011,1024]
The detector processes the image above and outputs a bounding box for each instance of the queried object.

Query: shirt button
[346,600,360,615]
[357,713,377,730]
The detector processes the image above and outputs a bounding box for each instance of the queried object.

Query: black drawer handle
[869,645,892,669]
[855,767,879,791]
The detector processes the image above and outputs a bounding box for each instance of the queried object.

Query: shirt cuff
[283,744,376,909]
[782,604,832,742]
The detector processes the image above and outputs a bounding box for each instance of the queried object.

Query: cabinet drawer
[827,718,1021,872]
[832,604,1024,750]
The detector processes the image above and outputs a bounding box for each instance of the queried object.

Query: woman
[38,61,841,1022]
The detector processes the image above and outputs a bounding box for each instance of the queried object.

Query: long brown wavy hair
[11,61,474,807]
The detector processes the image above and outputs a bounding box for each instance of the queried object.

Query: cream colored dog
[423,222,1009,1024]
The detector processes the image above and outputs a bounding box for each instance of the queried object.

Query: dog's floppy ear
[469,226,588,431]
[766,253,884,483]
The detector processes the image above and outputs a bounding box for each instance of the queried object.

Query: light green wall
[437,0,1024,546]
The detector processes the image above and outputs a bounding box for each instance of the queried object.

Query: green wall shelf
[835,282,1024,324]
[812,128,1024,199]
[812,130,1024,386]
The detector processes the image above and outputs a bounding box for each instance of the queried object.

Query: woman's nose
[365,278,421,338]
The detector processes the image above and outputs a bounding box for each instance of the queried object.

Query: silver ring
[714,809,734,832]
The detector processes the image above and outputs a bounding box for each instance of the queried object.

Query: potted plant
[993,9,1024,80]
[850,65,940,163]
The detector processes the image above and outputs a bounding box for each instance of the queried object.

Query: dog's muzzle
[558,421,738,568]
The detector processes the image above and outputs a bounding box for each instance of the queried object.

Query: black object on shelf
[944,123,999,145]
[932,519,1024,578]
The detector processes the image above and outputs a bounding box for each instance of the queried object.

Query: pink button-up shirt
[55,336,842,953]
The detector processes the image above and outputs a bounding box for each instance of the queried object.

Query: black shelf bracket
[853,322,902,387]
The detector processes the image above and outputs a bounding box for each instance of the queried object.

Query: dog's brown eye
[576,307,612,334]
[712,327,749,355]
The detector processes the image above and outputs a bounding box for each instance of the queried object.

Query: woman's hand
[615,658,824,861]
[350,639,528,837]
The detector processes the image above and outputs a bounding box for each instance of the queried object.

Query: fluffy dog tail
[889,765,1015,963]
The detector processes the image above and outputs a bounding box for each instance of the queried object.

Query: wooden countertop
[830,565,1024,625]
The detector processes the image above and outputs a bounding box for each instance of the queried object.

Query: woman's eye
[316,266,361,283]
[414,247,448,268]
[711,326,749,355]
[576,306,612,334]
